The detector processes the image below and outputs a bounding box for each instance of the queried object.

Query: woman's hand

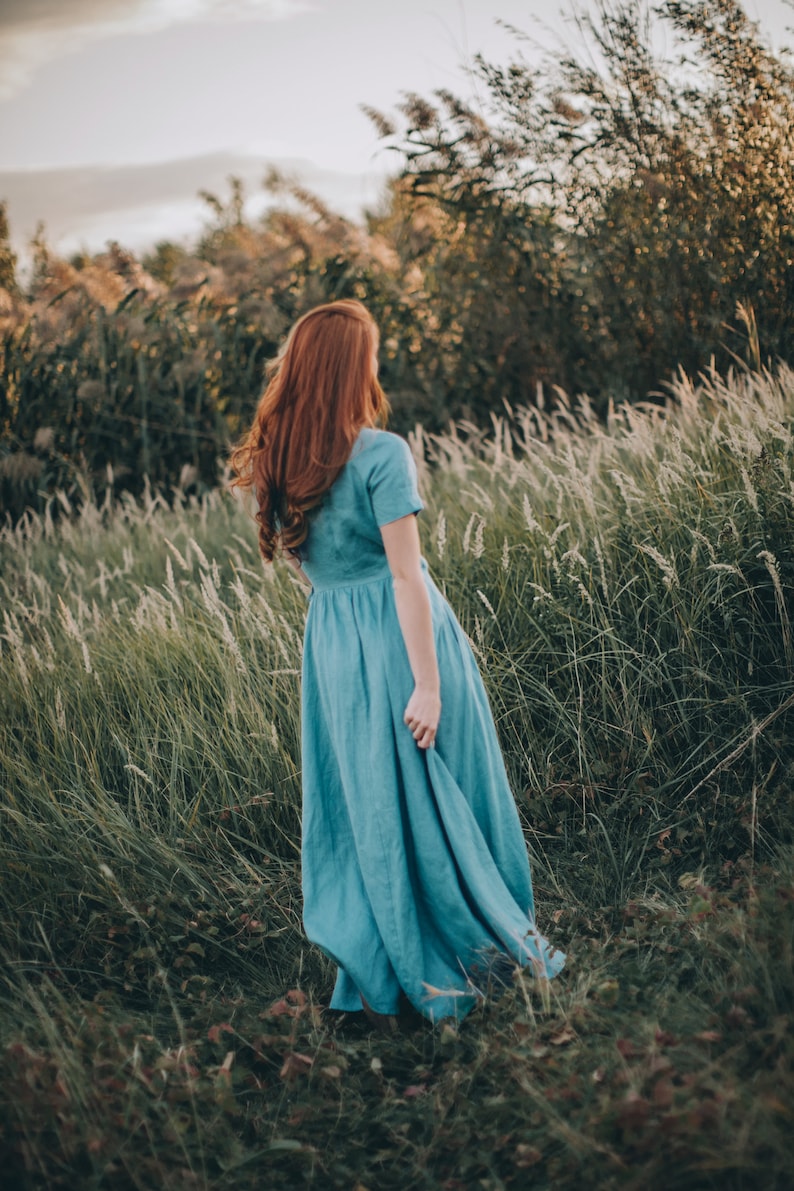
[404,683,441,750]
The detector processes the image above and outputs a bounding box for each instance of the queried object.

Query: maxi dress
[298,428,565,1023]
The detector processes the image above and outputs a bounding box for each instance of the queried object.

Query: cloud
[0,0,313,99]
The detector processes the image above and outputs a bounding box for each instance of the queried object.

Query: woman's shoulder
[349,427,412,472]
[349,427,423,525]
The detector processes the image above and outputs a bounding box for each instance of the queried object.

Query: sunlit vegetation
[2,0,794,522]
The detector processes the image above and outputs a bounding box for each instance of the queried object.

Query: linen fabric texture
[299,428,564,1022]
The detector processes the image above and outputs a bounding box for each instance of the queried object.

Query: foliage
[373,0,794,406]
[0,201,18,295]
[0,177,432,522]
[0,365,792,1187]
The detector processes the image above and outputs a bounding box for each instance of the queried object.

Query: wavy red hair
[229,299,389,561]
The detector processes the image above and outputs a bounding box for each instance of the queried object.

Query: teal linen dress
[299,428,565,1023]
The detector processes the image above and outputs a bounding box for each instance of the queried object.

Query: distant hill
[1,150,388,262]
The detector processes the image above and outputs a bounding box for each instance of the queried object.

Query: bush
[372,0,794,408]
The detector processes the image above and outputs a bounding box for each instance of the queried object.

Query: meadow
[1,365,793,1189]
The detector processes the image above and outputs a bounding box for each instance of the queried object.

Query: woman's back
[298,429,423,591]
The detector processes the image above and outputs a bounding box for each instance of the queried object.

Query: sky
[0,0,791,263]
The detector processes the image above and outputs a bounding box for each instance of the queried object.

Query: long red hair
[230,299,389,561]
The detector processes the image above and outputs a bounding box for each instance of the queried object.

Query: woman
[231,299,564,1027]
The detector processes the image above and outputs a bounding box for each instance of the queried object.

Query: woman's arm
[380,514,440,750]
[283,550,312,587]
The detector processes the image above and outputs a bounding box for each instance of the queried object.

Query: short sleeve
[365,432,424,527]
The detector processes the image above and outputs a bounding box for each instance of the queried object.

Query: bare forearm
[380,515,440,749]
[392,573,439,692]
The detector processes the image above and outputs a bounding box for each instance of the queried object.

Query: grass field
[1,366,793,1189]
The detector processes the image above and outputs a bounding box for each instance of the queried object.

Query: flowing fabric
[299,428,564,1023]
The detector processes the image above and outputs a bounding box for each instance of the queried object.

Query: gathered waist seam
[310,571,394,594]
[308,558,430,594]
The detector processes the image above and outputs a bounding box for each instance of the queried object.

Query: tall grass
[1,366,792,1188]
